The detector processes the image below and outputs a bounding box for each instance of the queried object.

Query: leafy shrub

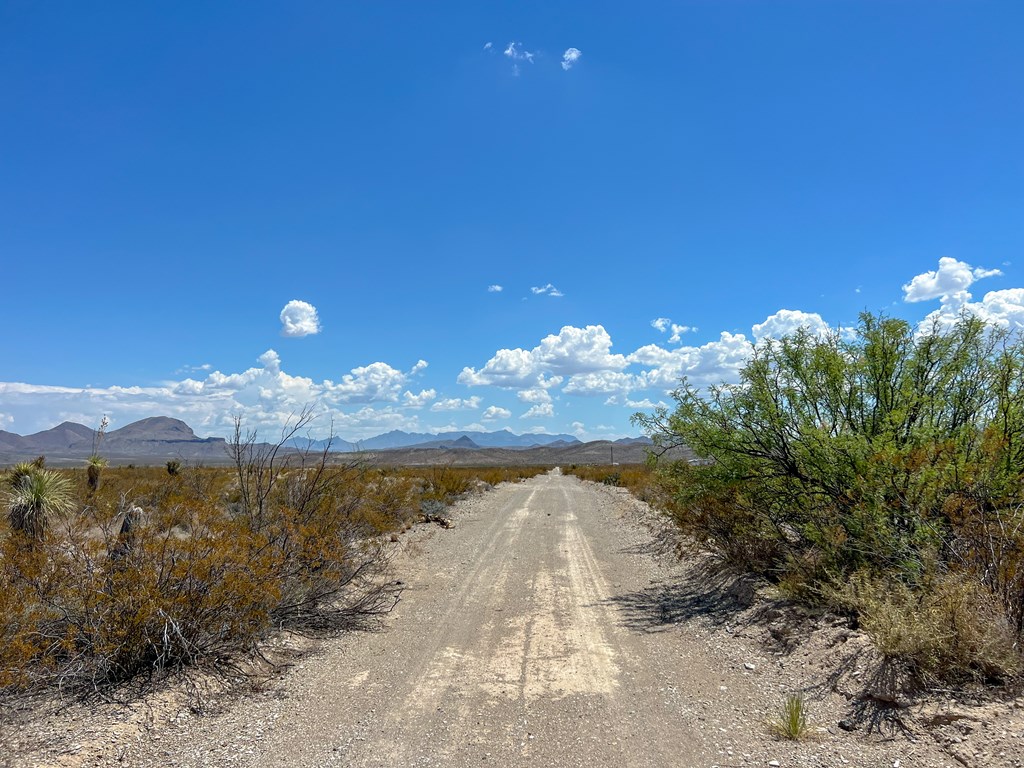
[636,313,1024,683]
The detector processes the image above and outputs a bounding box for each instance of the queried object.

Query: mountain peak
[109,417,197,441]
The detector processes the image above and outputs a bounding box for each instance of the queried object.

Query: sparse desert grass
[768,693,809,740]
[831,573,1021,684]
[563,464,654,494]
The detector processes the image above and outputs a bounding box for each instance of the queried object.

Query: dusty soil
[3,471,1022,767]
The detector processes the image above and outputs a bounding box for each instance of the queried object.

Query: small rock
[744,662,756,671]
[838,719,857,732]
[768,761,781,767]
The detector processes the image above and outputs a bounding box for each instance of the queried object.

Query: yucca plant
[7,461,39,489]
[6,467,74,543]
[86,454,107,491]
[86,415,109,492]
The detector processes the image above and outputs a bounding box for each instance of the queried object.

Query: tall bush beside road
[635,313,1024,682]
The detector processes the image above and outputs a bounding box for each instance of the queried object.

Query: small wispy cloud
[561,47,582,70]
[430,396,482,412]
[504,41,536,76]
[280,300,322,337]
[531,283,564,298]
[483,41,493,51]
[488,284,503,293]
[504,41,535,63]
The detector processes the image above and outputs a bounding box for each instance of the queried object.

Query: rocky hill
[0,417,227,465]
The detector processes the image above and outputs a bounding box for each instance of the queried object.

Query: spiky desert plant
[6,468,74,543]
[86,415,110,492]
[86,454,108,492]
[7,462,38,489]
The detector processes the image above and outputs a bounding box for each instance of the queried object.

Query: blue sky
[1,1,1022,440]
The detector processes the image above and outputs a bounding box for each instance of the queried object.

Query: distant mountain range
[285,428,585,453]
[0,417,652,466]
[0,417,228,463]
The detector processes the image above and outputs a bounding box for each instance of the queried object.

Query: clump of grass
[769,693,808,740]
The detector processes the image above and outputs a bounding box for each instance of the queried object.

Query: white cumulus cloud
[923,287,1024,332]
[521,403,554,419]
[459,325,626,388]
[458,348,536,388]
[534,325,627,374]
[323,362,415,404]
[751,309,831,341]
[0,351,430,439]
[488,284,503,292]
[629,331,754,390]
[430,396,483,412]
[279,300,322,338]
[403,389,437,408]
[517,388,552,404]
[561,47,582,70]
[901,258,1024,332]
[482,406,512,420]
[903,257,1001,304]
[605,396,667,410]
[563,371,638,396]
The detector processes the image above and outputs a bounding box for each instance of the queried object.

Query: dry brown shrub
[1,447,549,698]
[1,460,401,696]
[833,572,1021,685]
[943,496,1024,634]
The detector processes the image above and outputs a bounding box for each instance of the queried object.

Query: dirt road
[15,472,1001,767]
